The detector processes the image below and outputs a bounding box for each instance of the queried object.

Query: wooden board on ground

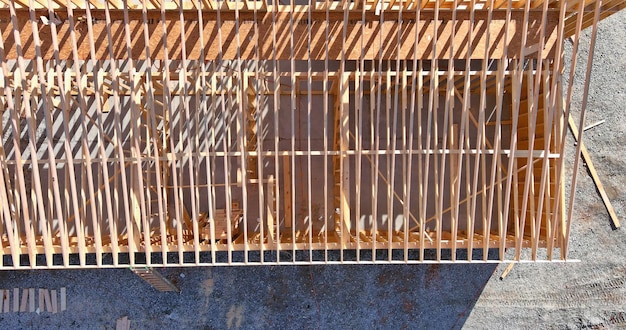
[13,288,18,312]
[568,115,621,229]
[19,289,28,312]
[28,289,35,312]
[60,288,67,312]
[3,290,10,313]
[51,289,58,314]
[38,289,44,312]
[116,316,131,330]
[43,289,52,313]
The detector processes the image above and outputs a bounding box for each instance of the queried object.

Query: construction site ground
[0,11,624,329]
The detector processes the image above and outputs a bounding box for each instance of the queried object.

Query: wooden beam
[338,72,351,247]
[266,175,275,243]
[282,156,292,229]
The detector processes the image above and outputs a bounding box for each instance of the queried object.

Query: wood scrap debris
[0,287,67,314]
[116,316,131,330]
[3,290,9,313]
[43,289,52,313]
[38,289,44,313]
[19,289,28,312]
[28,288,35,312]
[60,287,67,312]
[499,263,515,280]
[583,120,605,131]
[12,288,18,312]
[51,289,58,314]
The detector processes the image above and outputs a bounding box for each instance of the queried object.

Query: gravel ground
[465,10,626,329]
[0,10,625,329]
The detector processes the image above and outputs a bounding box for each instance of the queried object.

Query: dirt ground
[0,10,624,329]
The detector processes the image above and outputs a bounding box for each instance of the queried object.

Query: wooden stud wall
[0,0,621,268]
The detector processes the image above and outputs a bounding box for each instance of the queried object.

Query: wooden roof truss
[0,0,623,268]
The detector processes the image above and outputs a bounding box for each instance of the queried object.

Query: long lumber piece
[567,115,620,229]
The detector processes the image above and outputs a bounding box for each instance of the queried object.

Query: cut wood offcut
[0,288,65,313]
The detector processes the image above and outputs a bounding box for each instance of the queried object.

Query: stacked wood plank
[0,287,66,313]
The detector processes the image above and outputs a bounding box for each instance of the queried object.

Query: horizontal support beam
[0,149,562,166]
[0,68,540,96]
[1,11,558,60]
[0,259,580,271]
[0,231,530,255]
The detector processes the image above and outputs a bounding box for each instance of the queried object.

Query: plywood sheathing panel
[1,11,558,60]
